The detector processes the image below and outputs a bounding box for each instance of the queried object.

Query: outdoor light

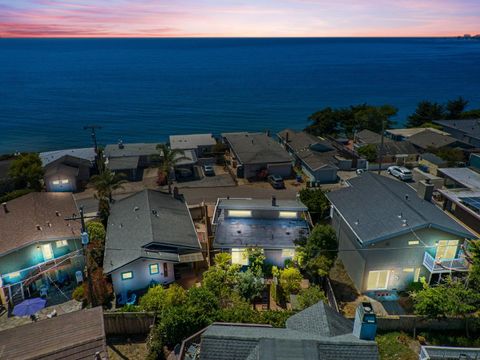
[279,211,297,219]
[81,231,89,245]
[228,210,252,218]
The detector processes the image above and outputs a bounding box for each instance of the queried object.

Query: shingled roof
[0,192,81,256]
[104,189,201,273]
[199,302,378,360]
[326,172,474,244]
[407,129,459,150]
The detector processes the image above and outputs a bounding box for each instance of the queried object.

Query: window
[366,270,390,290]
[121,271,133,280]
[281,249,295,258]
[228,210,252,218]
[231,249,249,265]
[7,271,21,279]
[61,179,69,184]
[408,240,419,246]
[41,244,53,260]
[56,240,68,248]
[279,211,297,219]
[436,240,458,260]
[403,268,414,272]
[163,263,169,277]
[52,180,60,185]
[149,263,159,275]
[414,268,421,282]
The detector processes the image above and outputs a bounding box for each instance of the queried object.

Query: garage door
[50,179,73,192]
[267,163,292,177]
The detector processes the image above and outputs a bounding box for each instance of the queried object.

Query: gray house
[40,148,96,192]
[277,129,338,183]
[185,301,379,360]
[222,132,292,179]
[326,172,475,293]
[104,190,204,298]
[434,119,480,148]
[212,197,310,267]
[170,133,217,158]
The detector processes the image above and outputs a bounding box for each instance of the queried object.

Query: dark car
[203,164,215,176]
[268,174,285,189]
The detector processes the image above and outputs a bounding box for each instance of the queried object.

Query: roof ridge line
[145,189,155,244]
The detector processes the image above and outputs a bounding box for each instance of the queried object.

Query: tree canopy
[298,188,330,220]
[8,153,44,190]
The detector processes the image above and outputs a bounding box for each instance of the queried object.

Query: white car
[387,166,412,181]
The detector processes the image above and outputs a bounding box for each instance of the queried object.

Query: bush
[140,285,166,313]
[406,281,423,293]
[297,285,327,310]
[72,285,85,302]
[279,267,302,297]
[0,188,35,203]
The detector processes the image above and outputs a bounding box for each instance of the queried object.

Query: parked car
[203,164,215,176]
[268,174,285,189]
[387,166,412,181]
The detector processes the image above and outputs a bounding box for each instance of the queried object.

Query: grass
[107,336,149,360]
[376,332,418,360]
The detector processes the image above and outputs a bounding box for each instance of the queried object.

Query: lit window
[366,270,390,290]
[408,240,419,246]
[231,249,249,265]
[281,249,295,258]
[61,179,69,184]
[414,268,421,282]
[279,211,297,219]
[228,210,252,218]
[52,180,60,185]
[403,268,414,272]
[8,271,21,279]
[121,271,133,280]
[149,264,159,275]
[41,244,53,260]
[56,240,68,248]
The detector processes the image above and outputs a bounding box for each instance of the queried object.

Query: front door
[366,270,390,290]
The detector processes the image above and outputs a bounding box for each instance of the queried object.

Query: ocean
[1,37,480,154]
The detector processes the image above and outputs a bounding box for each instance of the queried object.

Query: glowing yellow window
[61,179,69,184]
[52,180,60,185]
[279,211,297,219]
[366,270,390,290]
[56,240,68,247]
[149,264,159,275]
[228,210,252,218]
[436,240,458,260]
[408,240,419,245]
[41,244,53,260]
[121,271,133,280]
[403,268,414,272]
[281,249,295,258]
[231,249,249,265]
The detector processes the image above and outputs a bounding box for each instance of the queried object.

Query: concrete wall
[111,258,175,295]
[331,207,465,292]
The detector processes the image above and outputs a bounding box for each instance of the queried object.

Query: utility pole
[65,206,97,307]
[83,125,102,153]
[377,118,385,174]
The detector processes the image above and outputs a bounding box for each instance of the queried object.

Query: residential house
[353,129,418,165]
[170,133,217,158]
[277,129,338,183]
[406,129,471,152]
[0,193,84,307]
[180,301,379,360]
[0,307,108,360]
[470,153,480,170]
[104,142,160,181]
[418,153,448,176]
[222,132,292,179]
[326,172,475,293]
[434,119,480,148]
[40,148,96,192]
[437,167,480,234]
[103,189,204,298]
[385,127,450,141]
[212,197,310,267]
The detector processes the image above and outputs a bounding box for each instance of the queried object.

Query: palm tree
[90,168,127,203]
[156,144,187,194]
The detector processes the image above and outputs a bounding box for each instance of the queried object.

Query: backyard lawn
[107,336,149,360]
[376,332,419,360]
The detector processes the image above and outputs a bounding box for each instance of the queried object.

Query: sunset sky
[0,0,479,38]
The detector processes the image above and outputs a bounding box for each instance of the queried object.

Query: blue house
[0,193,84,306]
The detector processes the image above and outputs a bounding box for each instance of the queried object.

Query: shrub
[72,285,85,302]
[406,281,423,293]
[279,267,302,297]
[140,285,166,313]
[297,285,327,310]
[0,188,35,203]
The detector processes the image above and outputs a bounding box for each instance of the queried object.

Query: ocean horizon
[1,37,480,154]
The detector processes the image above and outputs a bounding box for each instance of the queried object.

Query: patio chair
[126,293,137,305]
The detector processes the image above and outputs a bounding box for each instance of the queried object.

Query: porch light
[279,211,297,219]
[228,210,252,218]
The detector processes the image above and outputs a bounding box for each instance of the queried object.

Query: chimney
[2,202,8,214]
[417,179,434,202]
[118,139,124,149]
[36,224,42,231]
[272,196,277,207]
[353,302,377,341]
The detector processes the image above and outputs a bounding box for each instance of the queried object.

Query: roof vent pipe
[2,202,8,214]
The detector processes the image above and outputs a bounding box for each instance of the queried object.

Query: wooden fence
[103,312,155,335]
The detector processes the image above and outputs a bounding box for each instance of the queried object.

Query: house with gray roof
[277,129,338,183]
[418,152,448,176]
[222,132,292,179]
[170,133,217,158]
[406,129,471,152]
[326,172,475,293]
[212,197,310,267]
[182,301,379,360]
[104,141,161,181]
[104,189,203,298]
[434,119,480,148]
[40,148,96,192]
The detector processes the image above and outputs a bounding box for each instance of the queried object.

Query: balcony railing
[423,251,469,274]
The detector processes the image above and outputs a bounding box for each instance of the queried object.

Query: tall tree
[298,188,330,221]
[446,96,469,119]
[90,168,126,203]
[157,144,187,194]
[305,107,340,137]
[8,153,44,190]
[407,101,445,128]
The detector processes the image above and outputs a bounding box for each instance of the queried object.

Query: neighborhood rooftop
[326,172,474,244]
[222,132,292,164]
[407,129,459,149]
[386,127,449,138]
[438,167,480,189]
[170,133,216,150]
[419,152,446,166]
[434,119,480,139]
[39,147,96,167]
[199,302,378,360]
[0,307,107,360]
[217,198,308,211]
[0,192,81,256]
[104,142,159,158]
[104,189,201,273]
